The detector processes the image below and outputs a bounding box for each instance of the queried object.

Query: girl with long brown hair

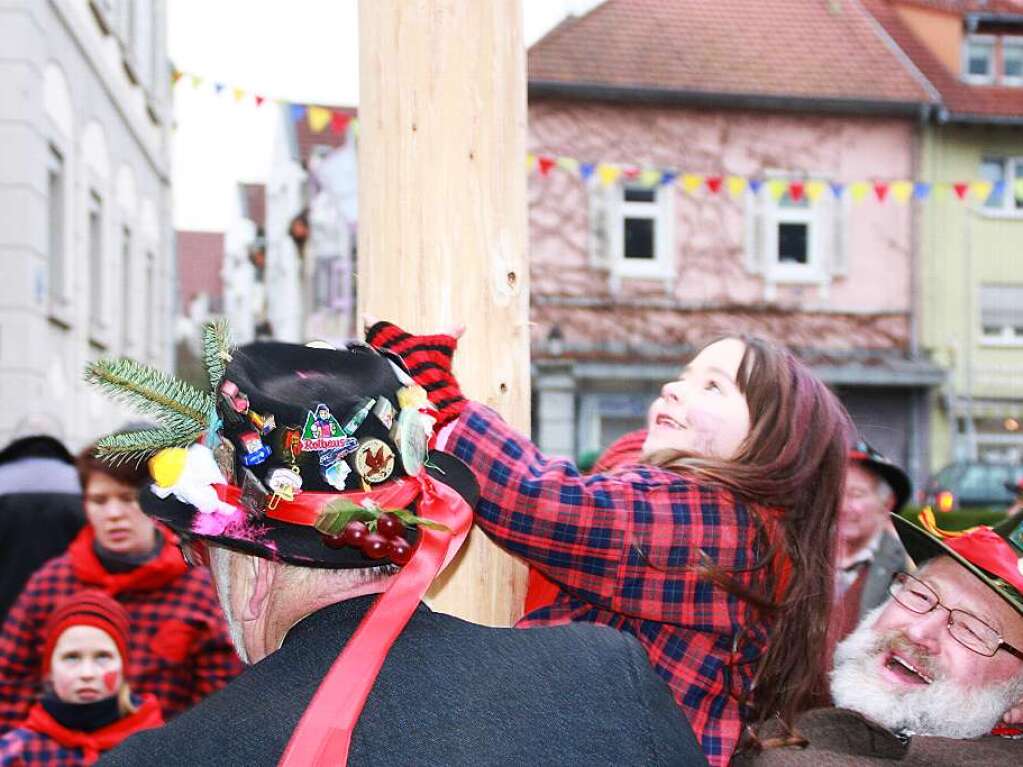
[368,323,852,767]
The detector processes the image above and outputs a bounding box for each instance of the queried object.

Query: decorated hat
[84,323,478,569]
[850,439,912,513]
[893,508,1023,618]
[86,322,481,766]
[43,590,132,676]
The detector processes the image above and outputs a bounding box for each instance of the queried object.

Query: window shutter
[829,195,849,277]
[743,189,767,274]
[588,182,612,270]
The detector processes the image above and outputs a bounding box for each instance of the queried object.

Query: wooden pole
[357,0,528,626]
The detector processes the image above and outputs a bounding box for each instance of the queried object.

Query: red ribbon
[275,472,473,767]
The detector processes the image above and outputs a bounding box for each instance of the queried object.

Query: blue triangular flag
[579,162,595,181]
[659,170,678,186]
[214,82,225,95]
[748,179,763,194]
[992,180,1006,201]
[290,104,308,122]
[829,181,845,199]
[912,182,931,201]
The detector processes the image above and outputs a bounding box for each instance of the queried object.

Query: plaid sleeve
[187,571,243,700]
[0,567,56,732]
[448,403,764,626]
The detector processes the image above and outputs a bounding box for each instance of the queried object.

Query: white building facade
[0,0,173,449]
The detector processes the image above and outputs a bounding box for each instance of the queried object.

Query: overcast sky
[167,1,602,232]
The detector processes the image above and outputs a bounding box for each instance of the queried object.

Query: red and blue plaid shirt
[0,528,241,732]
[446,403,787,767]
[0,727,82,766]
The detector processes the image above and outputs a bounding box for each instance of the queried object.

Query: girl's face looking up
[644,338,752,461]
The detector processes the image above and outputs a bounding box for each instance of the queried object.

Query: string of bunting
[171,68,359,137]
[170,69,1019,204]
[526,153,1023,205]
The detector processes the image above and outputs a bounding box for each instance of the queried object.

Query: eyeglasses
[888,572,1023,661]
[179,538,210,569]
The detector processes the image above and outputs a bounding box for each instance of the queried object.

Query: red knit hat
[42,590,131,677]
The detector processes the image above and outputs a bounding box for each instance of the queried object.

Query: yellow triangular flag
[597,164,622,187]
[526,154,536,172]
[932,183,949,201]
[351,118,360,139]
[726,176,746,199]
[971,181,993,202]
[850,181,870,203]
[806,180,826,203]
[556,156,579,174]
[766,179,787,201]
[638,169,662,187]
[307,106,331,133]
[233,88,245,102]
[681,174,703,194]
[891,181,913,204]
[190,75,203,88]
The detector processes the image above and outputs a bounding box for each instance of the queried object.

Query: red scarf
[23,695,164,764]
[68,524,188,595]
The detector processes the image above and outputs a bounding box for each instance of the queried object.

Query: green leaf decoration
[84,357,216,464]
[202,319,232,392]
[314,499,378,536]
[391,507,451,532]
[93,426,204,465]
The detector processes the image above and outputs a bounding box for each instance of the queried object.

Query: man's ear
[241,555,275,621]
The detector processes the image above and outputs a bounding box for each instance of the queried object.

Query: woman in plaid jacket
[368,322,852,767]
[0,444,241,732]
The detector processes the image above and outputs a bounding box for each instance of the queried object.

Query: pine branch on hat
[365,321,467,431]
[85,357,215,464]
[202,318,233,392]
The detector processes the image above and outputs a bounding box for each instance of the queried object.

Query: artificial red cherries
[319,514,415,566]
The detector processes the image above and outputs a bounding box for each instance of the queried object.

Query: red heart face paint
[103,671,120,693]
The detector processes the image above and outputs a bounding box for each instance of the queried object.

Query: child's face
[644,338,752,460]
[49,626,123,704]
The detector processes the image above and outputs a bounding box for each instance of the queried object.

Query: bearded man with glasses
[735,512,1023,766]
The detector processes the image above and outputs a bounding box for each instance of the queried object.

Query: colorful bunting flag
[806,180,826,203]
[579,162,596,182]
[706,176,723,195]
[526,154,537,172]
[891,181,913,204]
[307,106,332,133]
[537,156,556,177]
[214,82,225,95]
[557,156,580,174]
[659,170,678,187]
[1015,179,1023,203]
[232,88,245,102]
[726,176,747,199]
[829,181,845,199]
[850,181,870,202]
[970,181,993,202]
[638,169,662,187]
[912,182,931,201]
[749,179,764,195]
[873,181,889,202]
[290,104,308,123]
[597,164,622,187]
[681,174,704,194]
[190,75,203,88]
[952,182,969,200]
[622,166,641,181]
[788,181,805,203]
[766,179,787,201]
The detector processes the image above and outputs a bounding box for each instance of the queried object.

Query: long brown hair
[647,335,852,734]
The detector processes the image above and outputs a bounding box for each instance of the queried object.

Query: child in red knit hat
[0,591,163,765]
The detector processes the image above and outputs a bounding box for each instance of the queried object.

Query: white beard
[208,546,250,665]
[831,604,1023,738]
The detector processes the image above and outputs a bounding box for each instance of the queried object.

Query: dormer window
[1004,37,1023,85]
[963,34,995,83]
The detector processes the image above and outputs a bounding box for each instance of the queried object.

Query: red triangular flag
[330,111,352,135]
[873,181,889,202]
[255,95,265,107]
[706,176,723,194]
[788,181,805,202]
[622,166,641,180]
[537,156,556,176]
[953,182,969,200]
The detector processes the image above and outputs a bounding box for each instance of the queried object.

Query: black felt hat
[849,438,912,513]
[137,340,478,569]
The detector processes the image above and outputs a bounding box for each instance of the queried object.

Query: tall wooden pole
[357,0,529,626]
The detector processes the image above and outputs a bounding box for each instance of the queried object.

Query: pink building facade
[527,99,942,485]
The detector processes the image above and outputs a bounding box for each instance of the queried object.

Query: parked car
[923,462,1023,512]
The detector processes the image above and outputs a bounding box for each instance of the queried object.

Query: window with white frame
[963,35,996,83]
[744,180,846,286]
[1004,37,1023,84]
[588,182,676,279]
[980,284,1023,344]
[88,191,104,334]
[980,156,1023,212]
[46,146,65,308]
[120,225,132,349]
